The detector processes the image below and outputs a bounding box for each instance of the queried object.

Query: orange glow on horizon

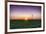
[10,14,41,20]
[10,15,32,20]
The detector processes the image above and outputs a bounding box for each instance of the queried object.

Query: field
[10,20,41,29]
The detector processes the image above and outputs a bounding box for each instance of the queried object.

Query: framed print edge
[5,1,45,34]
[5,0,7,34]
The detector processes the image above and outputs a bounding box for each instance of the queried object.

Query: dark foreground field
[10,20,41,29]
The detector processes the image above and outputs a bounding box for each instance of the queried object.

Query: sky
[10,5,41,20]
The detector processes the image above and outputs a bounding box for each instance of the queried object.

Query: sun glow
[25,17,28,20]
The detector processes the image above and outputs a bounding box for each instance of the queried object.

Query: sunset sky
[10,5,41,20]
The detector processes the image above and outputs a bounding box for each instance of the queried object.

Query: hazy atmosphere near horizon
[10,5,41,29]
[10,5,41,20]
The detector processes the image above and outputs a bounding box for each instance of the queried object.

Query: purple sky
[10,5,41,19]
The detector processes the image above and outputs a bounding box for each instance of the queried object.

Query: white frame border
[7,2,43,32]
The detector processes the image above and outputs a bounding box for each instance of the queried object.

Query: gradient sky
[10,5,41,20]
